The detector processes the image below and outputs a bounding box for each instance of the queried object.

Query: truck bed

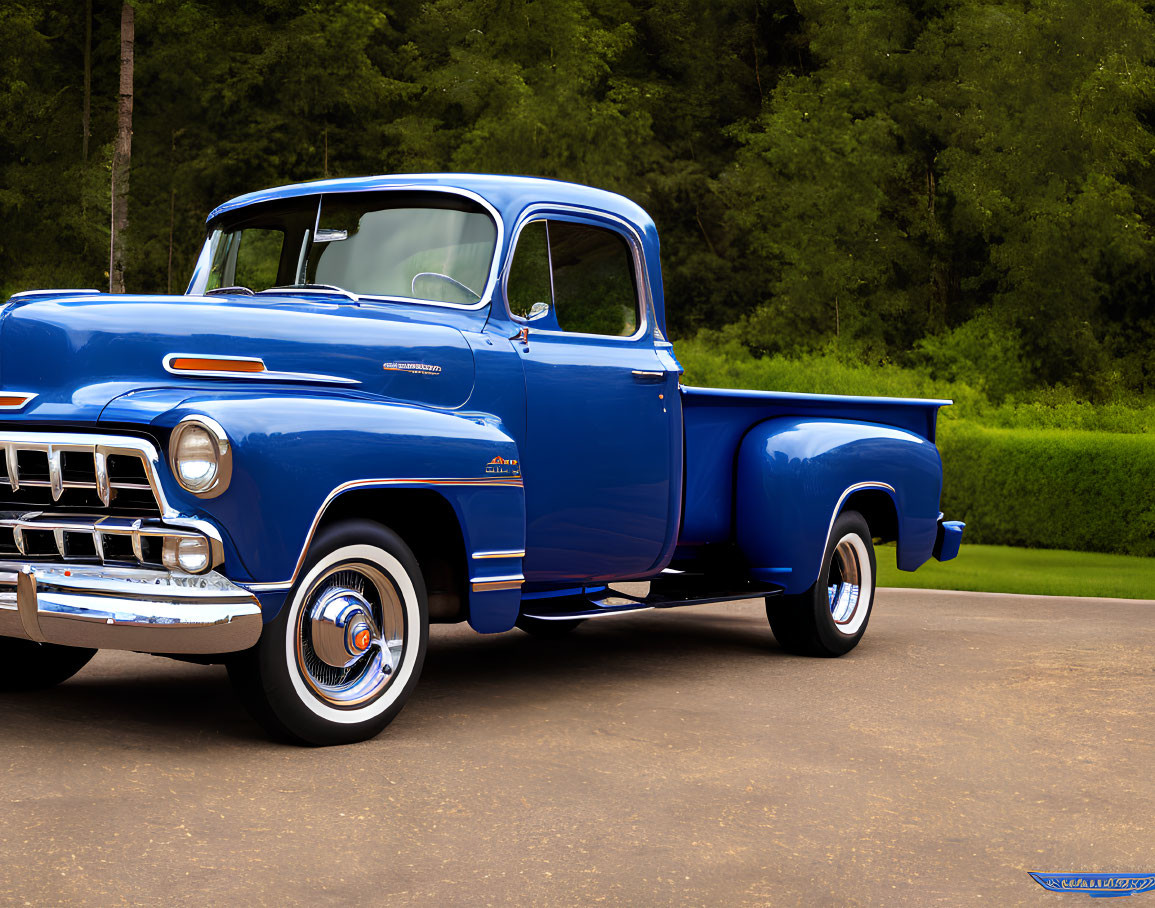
[678,385,951,546]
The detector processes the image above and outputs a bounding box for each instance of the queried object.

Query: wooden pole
[110,3,134,293]
[82,0,91,163]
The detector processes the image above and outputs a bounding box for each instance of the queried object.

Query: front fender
[127,393,525,630]
[735,417,943,595]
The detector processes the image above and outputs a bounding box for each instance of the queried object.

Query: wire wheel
[294,562,406,709]
[825,531,872,637]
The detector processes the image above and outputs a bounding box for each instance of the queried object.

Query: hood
[0,292,478,423]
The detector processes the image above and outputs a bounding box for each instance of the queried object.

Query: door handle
[631,370,667,383]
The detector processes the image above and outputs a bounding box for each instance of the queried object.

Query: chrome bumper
[0,561,262,654]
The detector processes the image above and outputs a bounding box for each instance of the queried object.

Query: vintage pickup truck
[0,174,963,744]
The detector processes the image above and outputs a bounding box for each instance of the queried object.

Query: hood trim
[162,353,359,385]
[0,392,37,410]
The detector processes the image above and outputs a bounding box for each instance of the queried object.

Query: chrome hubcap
[827,538,862,628]
[295,564,405,708]
[309,589,379,669]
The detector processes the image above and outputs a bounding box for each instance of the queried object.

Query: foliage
[876,543,1155,601]
[938,423,1155,556]
[679,335,1155,432]
[678,335,983,414]
[719,0,1155,395]
[3,0,1155,400]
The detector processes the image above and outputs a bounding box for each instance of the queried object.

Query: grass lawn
[876,543,1155,601]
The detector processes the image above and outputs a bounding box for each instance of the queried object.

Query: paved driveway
[1,589,1152,906]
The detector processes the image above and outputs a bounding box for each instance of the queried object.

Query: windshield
[188,191,498,306]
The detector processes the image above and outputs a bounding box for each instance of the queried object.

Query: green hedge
[939,424,1155,556]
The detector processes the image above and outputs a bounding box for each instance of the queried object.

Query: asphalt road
[1,588,1152,906]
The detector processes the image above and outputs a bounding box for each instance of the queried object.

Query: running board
[519,577,782,622]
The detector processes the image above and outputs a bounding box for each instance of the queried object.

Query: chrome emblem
[382,361,442,376]
[485,456,520,476]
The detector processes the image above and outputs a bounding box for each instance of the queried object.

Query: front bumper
[0,561,262,654]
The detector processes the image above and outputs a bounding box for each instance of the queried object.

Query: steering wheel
[411,272,480,302]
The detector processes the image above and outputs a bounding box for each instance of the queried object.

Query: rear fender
[735,417,943,595]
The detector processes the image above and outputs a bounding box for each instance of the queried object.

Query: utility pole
[82,0,91,163]
[110,3,134,293]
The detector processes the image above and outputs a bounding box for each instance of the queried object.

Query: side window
[548,221,638,337]
[506,221,552,319]
[232,228,285,291]
[506,218,641,337]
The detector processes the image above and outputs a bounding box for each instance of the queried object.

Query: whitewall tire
[766,510,877,657]
[229,520,429,745]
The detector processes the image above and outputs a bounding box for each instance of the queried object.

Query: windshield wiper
[205,286,255,296]
[258,283,359,303]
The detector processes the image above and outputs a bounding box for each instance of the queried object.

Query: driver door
[507,216,678,583]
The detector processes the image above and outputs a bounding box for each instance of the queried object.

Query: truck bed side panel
[679,386,948,548]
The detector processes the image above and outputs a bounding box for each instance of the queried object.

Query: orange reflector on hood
[170,357,265,374]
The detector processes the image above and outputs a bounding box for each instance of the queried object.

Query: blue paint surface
[2,174,960,633]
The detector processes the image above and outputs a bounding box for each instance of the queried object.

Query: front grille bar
[0,432,167,516]
[1,513,206,569]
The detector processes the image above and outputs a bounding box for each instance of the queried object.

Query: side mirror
[527,301,550,321]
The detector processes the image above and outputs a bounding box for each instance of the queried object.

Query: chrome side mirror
[527,301,550,321]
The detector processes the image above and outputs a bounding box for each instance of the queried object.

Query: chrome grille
[0,513,205,568]
[0,434,162,516]
[0,432,189,569]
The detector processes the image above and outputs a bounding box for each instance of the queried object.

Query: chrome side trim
[162,353,359,385]
[0,393,37,411]
[0,562,262,654]
[244,580,294,593]
[824,482,897,547]
[246,476,526,591]
[470,574,525,593]
[8,289,100,299]
[471,550,526,560]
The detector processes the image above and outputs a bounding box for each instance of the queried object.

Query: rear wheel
[766,510,876,657]
[0,639,95,691]
[228,520,428,746]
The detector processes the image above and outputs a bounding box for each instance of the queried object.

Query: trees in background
[1,0,1153,398]
[723,0,1155,398]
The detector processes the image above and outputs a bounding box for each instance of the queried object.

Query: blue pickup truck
[0,174,963,744]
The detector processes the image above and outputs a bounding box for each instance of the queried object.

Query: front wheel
[766,510,876,657]
[228,520,429,746]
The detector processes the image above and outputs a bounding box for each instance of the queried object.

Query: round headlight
[170,417,232,497]
[162,535,213,574]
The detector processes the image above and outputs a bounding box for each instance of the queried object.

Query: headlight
[162,535,213,574]
[169,416,232,497]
